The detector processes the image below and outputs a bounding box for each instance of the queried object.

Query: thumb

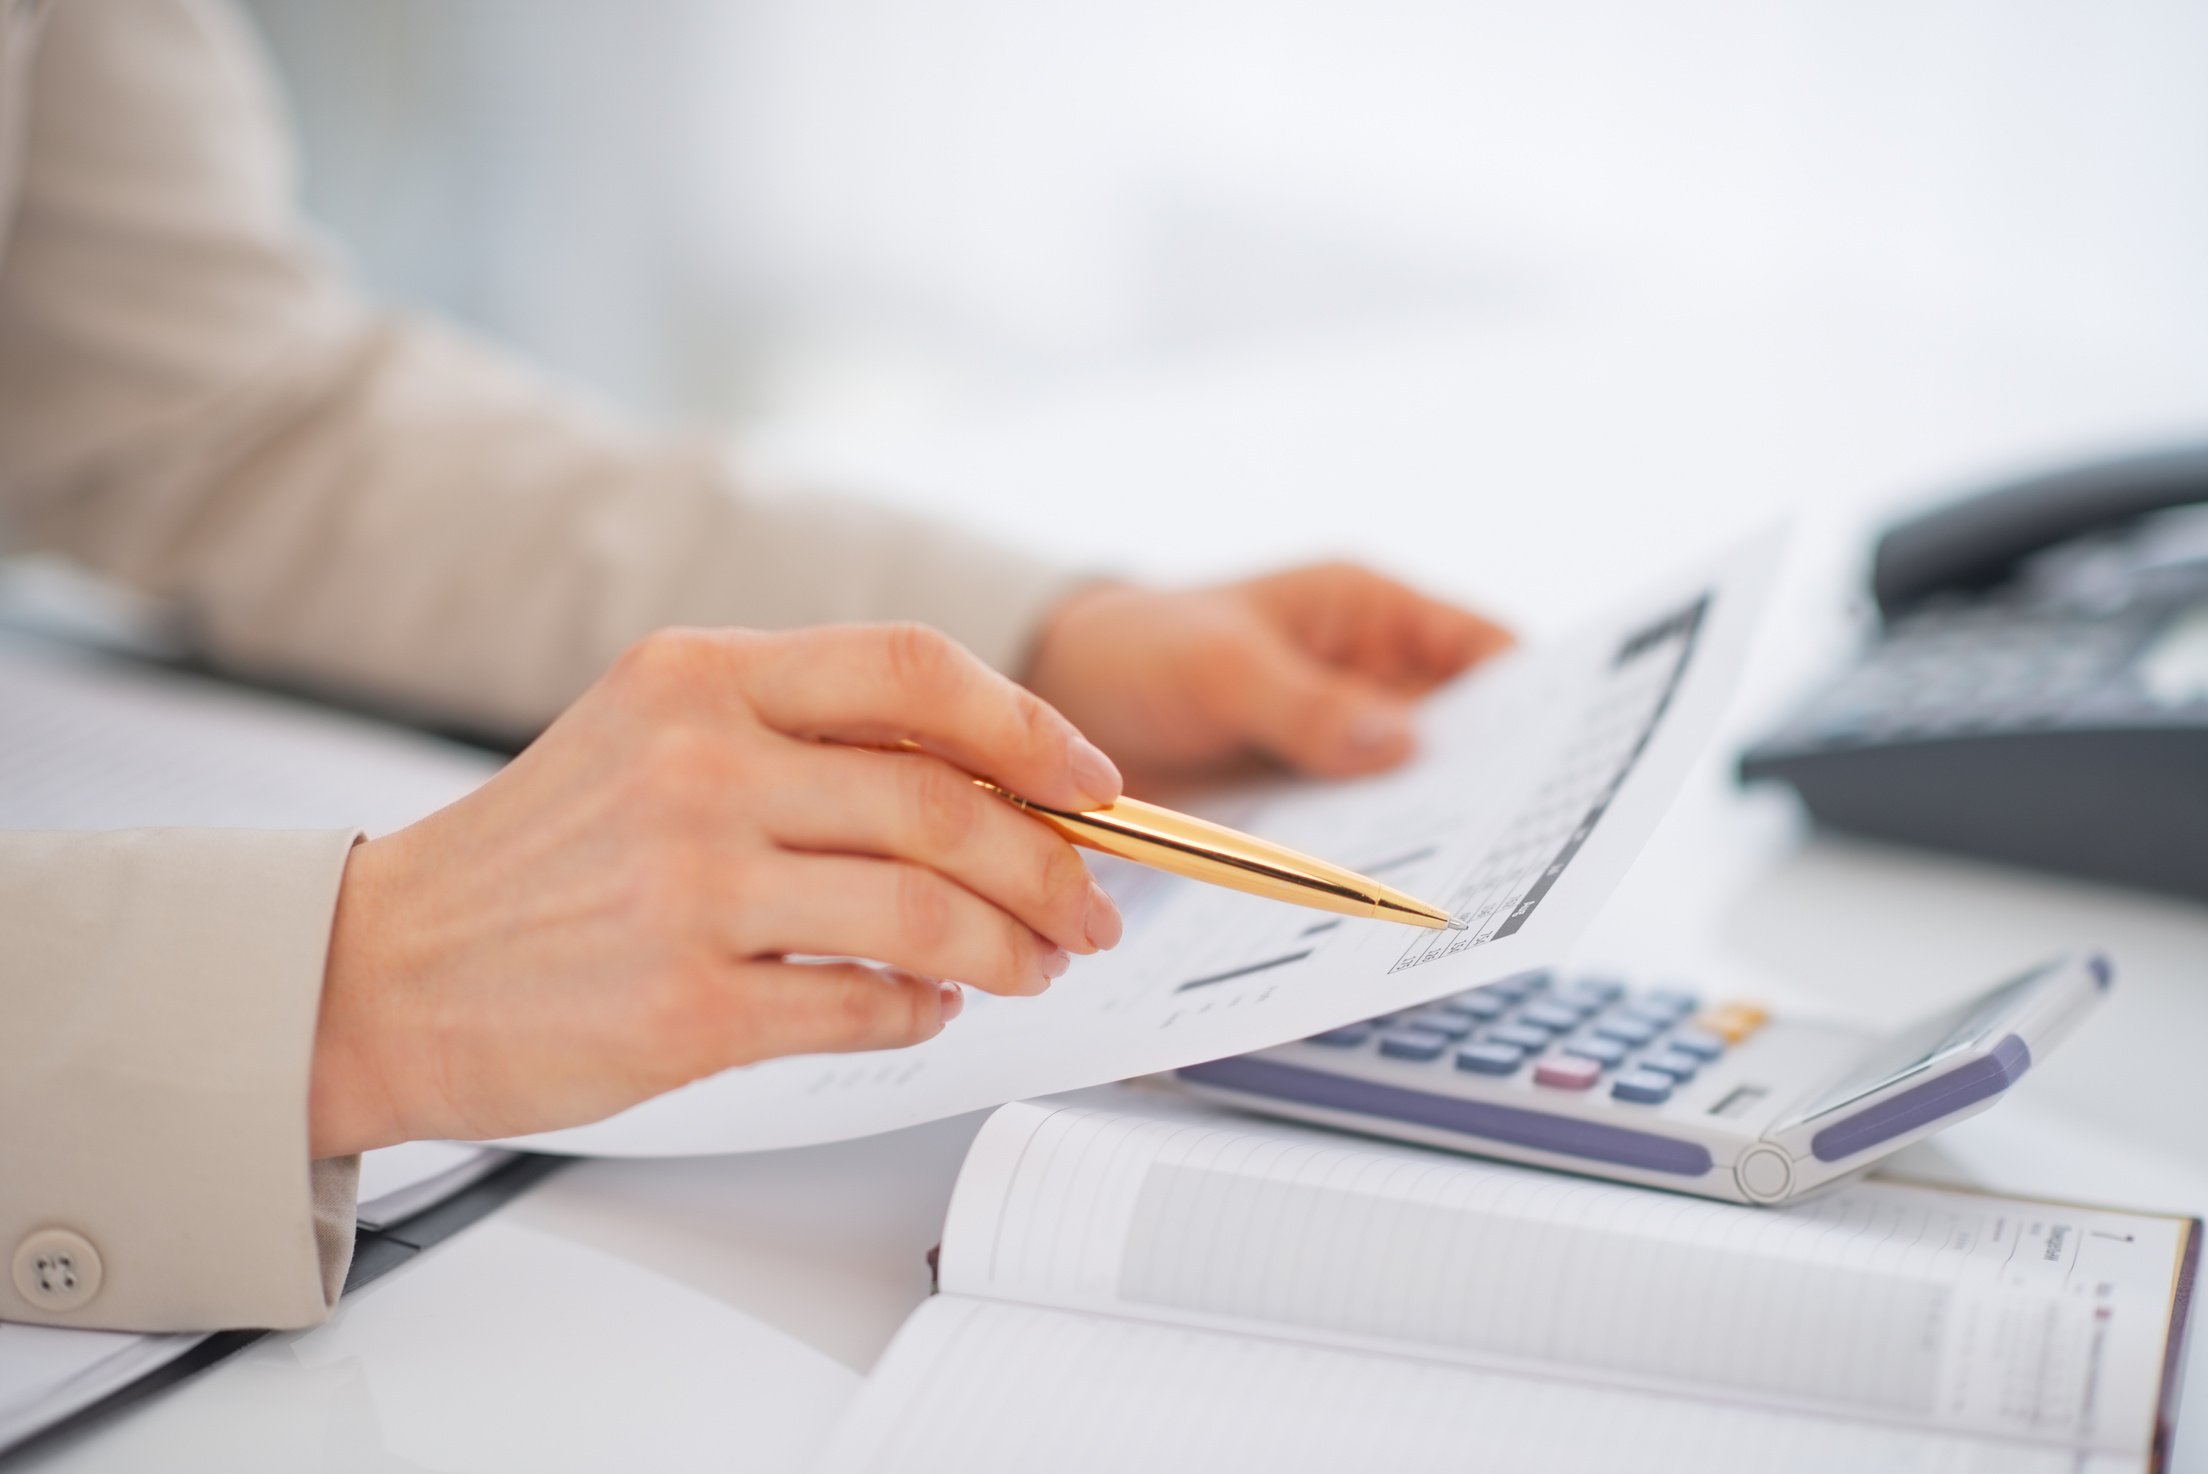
[1233,630,1417,776]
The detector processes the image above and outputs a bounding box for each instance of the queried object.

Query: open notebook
[817,1090,2199,1474]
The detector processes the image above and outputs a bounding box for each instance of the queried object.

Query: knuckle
[876,622,961,692]
[636,956,724,1071]
[1033,839,1090,927]
[1006,686,1060,757]
[633,723,733,814]
[615,627,712,688]
[892,864,954,953]
[833,970,890,1040]
[996,921,1040,989]
[906,761,979,854]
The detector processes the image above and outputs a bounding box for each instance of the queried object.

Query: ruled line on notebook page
[814,1297,2111,1474]
[937,1092,2179,1457]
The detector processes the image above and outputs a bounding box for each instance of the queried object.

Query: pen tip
[1445,914,1470,932]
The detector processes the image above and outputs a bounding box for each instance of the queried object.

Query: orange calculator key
[1692,1002,1769,1044]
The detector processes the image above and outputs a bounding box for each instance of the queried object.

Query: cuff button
[13,1229,103,1312]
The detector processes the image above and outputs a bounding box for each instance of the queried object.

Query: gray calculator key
[1307,1024,1373,1047]
[1646,988,1700,1013]
[1441,991,1509,1022]
[1455,1041,1526,1075]
[1401,1010,1474,1040]
[1484,970,1551,1003]
[1565,977,1628,1004]
[1560,1036,1629,1068]
[1665,1028,1724,1061]
[1519,1002,1586,1032]
[1485,1023,1552,1052]
[1636,1050,1699,1083]
[1378,1029,1450,1062]
[1591,1015,1658,1046]
[1611,1069,1674,1104]
[1617,1001,1680,1028]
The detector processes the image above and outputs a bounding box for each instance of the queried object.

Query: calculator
[1176,953,2109,1204]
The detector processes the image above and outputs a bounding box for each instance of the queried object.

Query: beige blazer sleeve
[0,0,1081,1332]
[0,830,362,1332]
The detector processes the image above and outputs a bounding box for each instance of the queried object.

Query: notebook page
[939,1092,2186,1457]
[814,1296,2131,1474]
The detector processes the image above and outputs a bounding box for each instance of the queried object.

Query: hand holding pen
[306,568,1508,1160]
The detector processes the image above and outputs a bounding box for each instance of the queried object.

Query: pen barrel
[1011,793,1451,928]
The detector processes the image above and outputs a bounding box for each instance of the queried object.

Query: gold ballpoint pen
[872,741,1464,929]
[984,782,1466,929]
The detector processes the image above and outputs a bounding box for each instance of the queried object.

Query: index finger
[737,622,1123,811]
[1399,592,1514,686]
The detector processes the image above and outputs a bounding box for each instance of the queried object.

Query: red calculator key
[1533,1055,1603,1091]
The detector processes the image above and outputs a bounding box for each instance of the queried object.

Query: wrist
[310,836,413,1158]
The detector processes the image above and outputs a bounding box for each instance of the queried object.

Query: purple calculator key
[1455,1041,1526,1075]
[1519,1002,1586,1032]
[1560,1036,1629,1068]
[1378,1028,1450,1061]
[1441,991,1509,1022]
[1665,1028,1724,1061]
[1307,1024,1373,1047]
[1486,1023,1553,1052]
[1611,1069,1675,1104]
[1592,1015,1658,1046]
[1402,1010,1474,1040]
[1636,1050,1699,1083]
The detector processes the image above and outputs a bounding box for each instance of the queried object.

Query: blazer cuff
[0,828,362,1331]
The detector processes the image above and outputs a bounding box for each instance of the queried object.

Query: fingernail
[938,980,964,1022]
[1084,882,1123,951]
[1067,738,1122,808]
[1040,947,1072,981]
[1349,707,1412,752]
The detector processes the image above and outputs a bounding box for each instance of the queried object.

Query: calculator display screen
[1784,963,2050,1127]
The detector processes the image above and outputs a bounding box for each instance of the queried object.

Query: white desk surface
[16,293,2208,1472]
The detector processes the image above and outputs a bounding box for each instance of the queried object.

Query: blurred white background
[237,0,2208,606]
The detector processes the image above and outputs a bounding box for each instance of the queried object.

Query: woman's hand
[310,624,1126,1158]
[1024,563,1512,785]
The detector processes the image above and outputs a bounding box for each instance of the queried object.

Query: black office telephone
[1739,443,2208,902]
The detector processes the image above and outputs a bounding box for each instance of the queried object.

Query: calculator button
[1645,988,1700,1014]
[1440,990,1509,1022]
[1378,1029,1450,1061]
[1560,1036,1628,1068]
[1611,1070,1675,1104]
[1617,1000,1682,1027]
[1455,1042,1526,1076]
[1307,1024,1373,1047]
[1486,1024,1553,1052]
[1692,1002,1769,1044]
[1534,1056,1603,1091]
[1665,1028,1724,1061]
[1636,1050,1699,1083]
[1401,1010,1473,1040]
[1484,970,1551,1002]
[1519,1002,1586,1032]
[1591,1015,1658,1047]
[1563,978,1627,1004]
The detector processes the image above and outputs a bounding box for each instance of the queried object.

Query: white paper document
[523,535,1775,1154]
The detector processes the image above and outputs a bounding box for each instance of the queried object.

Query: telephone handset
[1740,442,2208,901]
